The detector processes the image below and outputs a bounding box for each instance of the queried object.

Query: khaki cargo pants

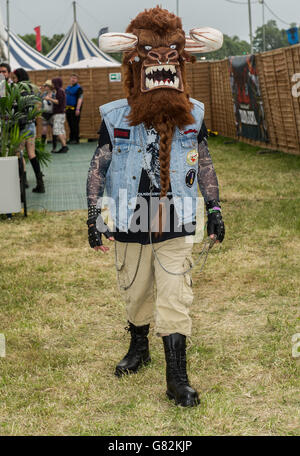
[115,236,194,336]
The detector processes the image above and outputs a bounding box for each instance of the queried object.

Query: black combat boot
[32,172,45,193]
[30,157,45,193]
[115,322,151,377]
[162,333,200,407]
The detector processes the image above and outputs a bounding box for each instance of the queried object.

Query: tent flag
[286,27,299,45]
[98,27,109,38]
[34,26,42,52]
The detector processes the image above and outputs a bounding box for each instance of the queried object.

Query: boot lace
[178,351,190,385]
[166,350,190,386]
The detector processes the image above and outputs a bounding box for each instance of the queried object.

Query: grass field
[0,137,299,436]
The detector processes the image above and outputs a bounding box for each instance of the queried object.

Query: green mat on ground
[26,142,96,211]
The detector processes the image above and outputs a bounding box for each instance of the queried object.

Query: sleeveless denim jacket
[100,98,204,232]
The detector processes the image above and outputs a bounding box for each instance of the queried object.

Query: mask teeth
[145,64,176,76]
[145,76,179,89]
[144,65,180,90]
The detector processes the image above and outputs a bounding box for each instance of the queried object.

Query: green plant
[0,81,42,157]
[23,137,52,168]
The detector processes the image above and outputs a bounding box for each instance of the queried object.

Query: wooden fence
[29,43,300,155]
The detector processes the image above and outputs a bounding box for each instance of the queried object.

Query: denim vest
[100,98,204,231]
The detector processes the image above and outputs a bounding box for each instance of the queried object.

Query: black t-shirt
[98,120,208,244]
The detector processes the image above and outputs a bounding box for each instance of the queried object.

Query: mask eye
[170,44,177,49]
[144,45,152,51]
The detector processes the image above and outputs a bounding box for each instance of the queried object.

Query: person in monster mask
[87,7,225,407]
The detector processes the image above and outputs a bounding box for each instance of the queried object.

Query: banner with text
[229,55,268,142]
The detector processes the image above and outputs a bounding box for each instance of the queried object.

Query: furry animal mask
[99,7,222,125]
[99,7,222,202]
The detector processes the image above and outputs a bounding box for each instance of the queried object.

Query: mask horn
[184,36,206,53]
[185,27,223,53]
[99,32,138,53]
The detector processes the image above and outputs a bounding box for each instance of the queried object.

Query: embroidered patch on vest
[114,128,130,139]
[186,149,198,165]
[186,169,196,187]
[184,129,197,134]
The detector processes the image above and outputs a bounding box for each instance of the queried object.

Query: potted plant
[0,80,46,215]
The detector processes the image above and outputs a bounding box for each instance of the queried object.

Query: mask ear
[184,28,223,53]
[99,32,138,53]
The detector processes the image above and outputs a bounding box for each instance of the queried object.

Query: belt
[66,105,75,110]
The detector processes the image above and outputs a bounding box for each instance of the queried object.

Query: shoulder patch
[184,129,198,135]
[114,128,130,139]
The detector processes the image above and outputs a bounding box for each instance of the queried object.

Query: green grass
[0,137,299,436]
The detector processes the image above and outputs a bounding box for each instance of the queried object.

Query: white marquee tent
[47,20,119,67]
[0,7,59,71]
[0,30,61,71]
[62,56,120,69]
[0,1,117,71]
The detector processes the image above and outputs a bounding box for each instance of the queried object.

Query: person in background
[65,73,83,144]
[13,68,45,193]
[0,62,12,84]
[40,80,56,151]
[45,77,68,154]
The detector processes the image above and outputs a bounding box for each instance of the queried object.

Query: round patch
[185,169,196,188]
[186,149,198,165]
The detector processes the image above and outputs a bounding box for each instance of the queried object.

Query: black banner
[229,55,268,142]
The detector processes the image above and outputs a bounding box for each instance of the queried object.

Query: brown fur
[122,7,195,204]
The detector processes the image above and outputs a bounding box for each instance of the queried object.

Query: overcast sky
[0,0,298,42]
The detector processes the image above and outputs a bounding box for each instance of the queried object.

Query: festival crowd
[0,63,84,197]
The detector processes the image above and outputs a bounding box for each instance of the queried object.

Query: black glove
[88,224,103,248]
[87,205,113,249]
[206,200,225,243]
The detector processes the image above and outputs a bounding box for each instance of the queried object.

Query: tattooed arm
[86,121,113,250]
[87,143,112,206]
[87,121,113,206]
[197,123,225,242]
[197,123,219,204]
